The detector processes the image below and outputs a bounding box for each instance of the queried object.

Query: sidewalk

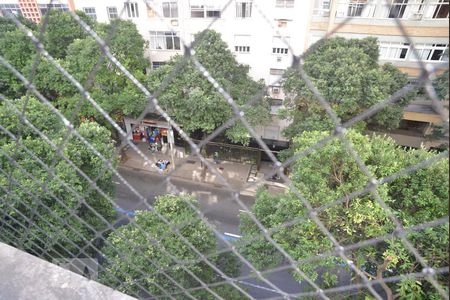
[120,142,252,190]
[119,141,288,196]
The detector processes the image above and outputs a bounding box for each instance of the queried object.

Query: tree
[0,97,117,260]
[432,70,449,101]
[280,37,414,139]
[100,194,243,299]
[239,130,448,298]
[0,26,35,98]
[42,10,96,59]
[147,30,270,145]
[54,19,148,124]
[0,15,37,39]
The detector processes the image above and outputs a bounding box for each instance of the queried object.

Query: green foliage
[432,70,449,100]
[0,97,62,142]
[100,194,244,299]
[0,15,148,127]
[147,30,270,145]
[42,10,95,59]
[280,37,414,139]
[240,130,448,298]
[0,27,35,98]
[59,20,148,122]
[0,15,37,39]
[0,97,116,259]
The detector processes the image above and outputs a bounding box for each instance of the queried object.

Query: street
[114,165,255,235]
[114,166,310,299]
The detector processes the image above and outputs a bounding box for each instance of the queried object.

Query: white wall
[70,0,312,85]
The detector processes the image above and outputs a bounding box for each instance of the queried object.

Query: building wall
[308,0,449,77]
[69,0,312,85]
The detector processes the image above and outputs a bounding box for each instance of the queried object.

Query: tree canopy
[147,30,270,145]
[240,130,448,298]
[280,37,415,139]
[0,97,117,260]
[0,14,149,128]
[433,70,449,101]
[42,10,95,59]
[100,194,243,299]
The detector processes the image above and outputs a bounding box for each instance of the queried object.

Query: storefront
[124,114,175,151]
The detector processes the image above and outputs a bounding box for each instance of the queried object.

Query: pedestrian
[213,151,219,164]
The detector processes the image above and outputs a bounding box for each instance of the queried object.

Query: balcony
[334,0,449,22]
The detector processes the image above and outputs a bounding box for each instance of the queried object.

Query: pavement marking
[236,280,280,294]
[223,232,242,238]
[219,275,280,294]
[113,181,121,185]
[238,209,253,214]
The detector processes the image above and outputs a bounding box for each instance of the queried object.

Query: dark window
[433,0,449,18]
[206,10,221,18]
[152,62,166,69]
[388,0,408,18]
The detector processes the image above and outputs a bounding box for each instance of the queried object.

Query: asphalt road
[114,166,350,299]
[114,165,255,235]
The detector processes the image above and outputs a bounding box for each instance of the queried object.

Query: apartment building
[1,0,448,148]
[309,0,448,76]
[309,0,449,148]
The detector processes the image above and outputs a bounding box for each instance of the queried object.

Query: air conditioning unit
[410,12,423,20]
[272,87,281,94]
[277,56,282,62]
[171,19,179,26]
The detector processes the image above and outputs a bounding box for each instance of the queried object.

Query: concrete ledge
[0,242,136,300]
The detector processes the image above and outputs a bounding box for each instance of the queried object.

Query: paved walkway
[120,142,251,189]
[120,141,288,195]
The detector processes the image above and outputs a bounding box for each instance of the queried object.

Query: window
[347,0,367,16]
[272,47,288,54]
[236,1,252,18]
[411,44,449,61]
[190,5,221,18]
[150,31,181,50]
[83,7,97,20]
[275,0,295,8]
[272,36,290,55]
[388,0,408,18]
[125,2,139,18]
[235,35,251,53]
[107,7,118,19]
[431,0,449,18]
[162,2,178,18]
[379,42,410,60]
[270,69,285,75]
[206,9,221,17]
[152,62,166,69]
[0,4,21,16]
[235,46,250,53]
[313,0,330,16]
[39,3,69,15]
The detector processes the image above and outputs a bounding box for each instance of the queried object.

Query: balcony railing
[334,0,449,20]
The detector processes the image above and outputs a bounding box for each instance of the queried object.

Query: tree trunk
[377,258,394,300]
